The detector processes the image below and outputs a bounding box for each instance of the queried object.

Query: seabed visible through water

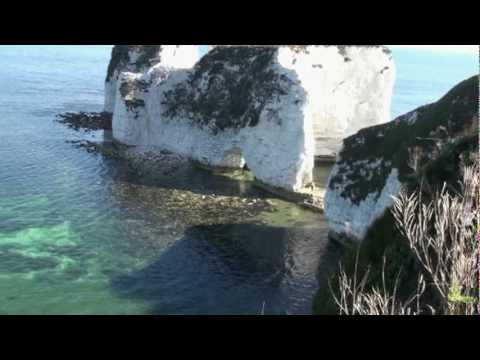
[0,125,340,315]
[0,41,340,314]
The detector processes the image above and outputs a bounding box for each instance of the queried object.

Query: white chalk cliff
[105,45,200,113]
[324,75,479,242]
[105,45,395,193]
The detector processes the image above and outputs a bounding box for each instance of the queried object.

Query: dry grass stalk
[331,164,479,315]
[392,164,479,315]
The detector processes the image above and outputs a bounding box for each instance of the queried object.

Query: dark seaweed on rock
[119,78,150,118]
[106,46,131,82]
[119,79,151,98]
[328,75,479,206]
[124,99,146,114]
[135,45,162,69]
[57,112,113,131]
[161,46,296,134]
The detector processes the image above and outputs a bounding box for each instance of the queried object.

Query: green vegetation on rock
[329,75,478,206]
[106,45,162,82]
[315,75,479,315]
[162,46,297,134]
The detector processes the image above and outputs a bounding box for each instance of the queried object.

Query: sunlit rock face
[304,46,395,157]
[208,45,396,158]
[106,45,395,192]
[104,45,199,113]
[324,75,479,242]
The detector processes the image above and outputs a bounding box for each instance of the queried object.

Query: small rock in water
[56,111,112,132]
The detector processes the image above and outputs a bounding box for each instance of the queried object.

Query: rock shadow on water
[110,222,339,315]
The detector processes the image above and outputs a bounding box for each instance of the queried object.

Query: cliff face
[324,75,479,242]
[105,45,395,193]
[195,45,395,158]
[104,45,199,113]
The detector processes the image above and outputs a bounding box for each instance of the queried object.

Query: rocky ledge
[60,118,283,226]
[58,110,326,215]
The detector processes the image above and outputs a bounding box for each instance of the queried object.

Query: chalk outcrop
[324,75,479,242]
[104,45,200,113]
[106,45,395,193]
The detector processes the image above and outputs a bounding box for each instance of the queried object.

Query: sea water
[0,45,336,315]
[0,45,477,315]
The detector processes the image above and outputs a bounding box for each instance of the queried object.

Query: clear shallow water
[0,45,340,315]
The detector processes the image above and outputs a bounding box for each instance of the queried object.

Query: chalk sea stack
[104,45,200,113]
[105,45,395,193]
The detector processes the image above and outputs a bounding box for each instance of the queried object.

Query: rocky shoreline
[59,111,326,214]
[58,111,308,228]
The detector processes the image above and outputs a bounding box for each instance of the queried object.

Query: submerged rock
[64,138,281,229]
[107,45,395,194]
[324,75,479,242]
[66,139,128,158]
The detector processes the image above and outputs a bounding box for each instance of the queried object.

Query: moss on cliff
[315,76,479,315]
[329,75,478,206]
[106,45,131,82]
[118,77,149,118]
[135,45,162,69]
[161,46,296,134]
[314,139,477,315]
[106,45,162,82]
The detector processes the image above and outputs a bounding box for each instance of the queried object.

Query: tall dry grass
[331,164,479,315]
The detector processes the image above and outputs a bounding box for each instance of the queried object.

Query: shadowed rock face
[104,46,162,113]
[106,45,163,82]
[104,45,196,113]
[325,75,479,242]
[106,45,395,193]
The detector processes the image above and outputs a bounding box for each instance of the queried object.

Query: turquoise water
[0,45,477,315]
